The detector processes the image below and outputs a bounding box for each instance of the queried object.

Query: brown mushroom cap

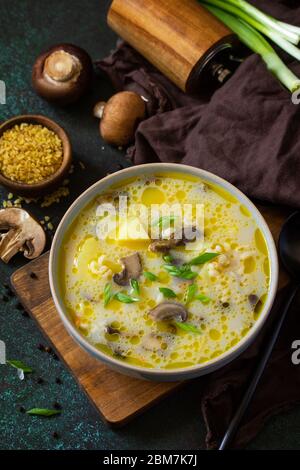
[113,252,142,286]
[0,208,46,263]
[32,43,93,105]
[98,91,146,146]
[149,302,188,322]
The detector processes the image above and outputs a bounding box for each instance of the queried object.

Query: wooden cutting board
[10,204,289,426]
[10,252,182,426]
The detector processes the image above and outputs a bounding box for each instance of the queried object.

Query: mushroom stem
[0,228,25,263]
[44,50,81,83]
[0,208,46,263]
[93,101,106,119]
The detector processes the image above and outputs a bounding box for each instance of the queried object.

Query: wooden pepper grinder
[107,0,239,94]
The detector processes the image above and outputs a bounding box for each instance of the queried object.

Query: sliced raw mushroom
[0,208,46,263]
[113,252,142,286]
[149,301,188,322]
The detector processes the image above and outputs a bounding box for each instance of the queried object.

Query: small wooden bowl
[0,114,72,197]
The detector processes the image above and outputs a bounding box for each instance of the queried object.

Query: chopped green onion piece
[187,252,219,266]
[203,5,300,93]
[184,284,198,305]
[195,294,211,304]
[159,287,177,299]
[130,279,140,296]
[152,215,177,228]
[144,271,158,281]
[6,360,33,373]
[114,293,140,303]
[103,283,114,307]
[26,408,61,417]
[163,264,198,280]
[174,321,202,334]
[163,254,174,263]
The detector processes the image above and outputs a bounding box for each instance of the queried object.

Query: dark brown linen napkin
[97,0,300,448]
[98,0,300,209]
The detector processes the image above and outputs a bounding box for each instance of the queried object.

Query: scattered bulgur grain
[79,161,85,170]
[0,123,63,184]
[44,216,50,222]
[47,222,54,230]
[7,193,13,200]
[41,186,69,207]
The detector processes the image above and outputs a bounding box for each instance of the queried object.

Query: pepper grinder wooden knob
[107,0,237,93]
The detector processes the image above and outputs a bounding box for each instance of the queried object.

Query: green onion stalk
[202,0,300,61]
[202,4,300,93]
[212,0,300,44]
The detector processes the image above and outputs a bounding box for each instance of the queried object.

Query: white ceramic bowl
[49,163,278,381]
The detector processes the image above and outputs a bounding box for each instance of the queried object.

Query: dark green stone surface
[0,0,300,450]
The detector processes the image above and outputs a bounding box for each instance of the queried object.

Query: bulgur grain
[0,123,63,184]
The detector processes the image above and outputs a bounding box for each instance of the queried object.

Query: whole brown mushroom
[93,91,146,146]
[32,44,93,105]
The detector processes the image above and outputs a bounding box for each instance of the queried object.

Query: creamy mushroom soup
[60,172,270,369]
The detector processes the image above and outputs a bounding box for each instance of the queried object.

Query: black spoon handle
[219,283,300,450]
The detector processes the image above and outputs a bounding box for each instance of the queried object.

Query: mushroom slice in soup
[113,252,142,286]
[149,225,199,253]
[149,302,188,322]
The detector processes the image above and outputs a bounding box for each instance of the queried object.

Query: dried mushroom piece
[113,252,142,286]
[0,208,46,263]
